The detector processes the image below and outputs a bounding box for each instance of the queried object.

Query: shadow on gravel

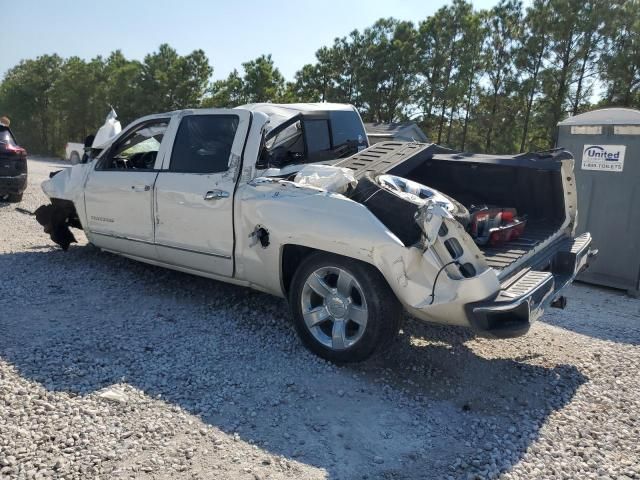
[0,245,587,479]
[540,283,640,346]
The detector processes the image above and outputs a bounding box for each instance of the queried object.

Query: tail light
[2,143,26,155]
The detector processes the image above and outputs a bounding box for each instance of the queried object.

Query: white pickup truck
[35,105,595,362]
[64,142,85,163]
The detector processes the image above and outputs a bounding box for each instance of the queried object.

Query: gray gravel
[0,157,639,480]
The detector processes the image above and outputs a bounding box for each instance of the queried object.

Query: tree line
[0,0,638,156]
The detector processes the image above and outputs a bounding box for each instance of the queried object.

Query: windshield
[113,123,168,159]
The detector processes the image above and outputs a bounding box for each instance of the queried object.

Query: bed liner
[479,221,561,271]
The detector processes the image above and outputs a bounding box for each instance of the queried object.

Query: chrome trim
[204,189,230,200]
[91,231,155,246]
[155,242,231,259]
[89,231,232,260]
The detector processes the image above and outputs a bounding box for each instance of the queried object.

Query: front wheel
[289,252,402,363]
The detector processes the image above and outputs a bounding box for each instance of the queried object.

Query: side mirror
[70,155,81,165]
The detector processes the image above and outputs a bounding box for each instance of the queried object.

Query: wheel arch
[280,243,395,299]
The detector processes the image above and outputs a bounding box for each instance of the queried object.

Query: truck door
[154,109,252,277]
[84,118,170,259]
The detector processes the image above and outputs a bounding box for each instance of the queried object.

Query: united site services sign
[581,144,626,172]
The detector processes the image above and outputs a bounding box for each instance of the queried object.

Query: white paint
[614,125,640,135]
[40,106,585,333]
[581,144,626,172]
[571,125,602,135]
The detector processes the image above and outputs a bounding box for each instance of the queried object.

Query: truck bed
[337,141,569,276]
[478,221,559,271]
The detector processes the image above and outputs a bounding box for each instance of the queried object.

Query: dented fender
[41,162,93,229]
[232,179,501,329]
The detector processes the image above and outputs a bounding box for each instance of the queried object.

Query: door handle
[131,185,151,192]
[204,189,230,200]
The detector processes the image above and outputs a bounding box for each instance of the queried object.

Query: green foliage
[204,55,285,107]
[0,0,636,156]
[0,54,63,153]
[600,0,640,107]
[0,46,211,154]
[138,44,212,113]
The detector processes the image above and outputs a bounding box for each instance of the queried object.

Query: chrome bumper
[466,233,595,338]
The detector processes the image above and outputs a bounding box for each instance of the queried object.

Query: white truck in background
[64,142,84,163]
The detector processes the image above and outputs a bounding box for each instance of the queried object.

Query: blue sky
[1,0,511,81]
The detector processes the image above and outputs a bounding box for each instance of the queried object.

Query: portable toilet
[557,108,640,296]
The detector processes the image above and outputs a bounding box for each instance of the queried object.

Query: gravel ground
[0,157,639,480]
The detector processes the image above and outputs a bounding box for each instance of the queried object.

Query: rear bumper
[0,173,27,194]
[466,233,595,338]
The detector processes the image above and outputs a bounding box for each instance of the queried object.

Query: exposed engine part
[34,199,81,250]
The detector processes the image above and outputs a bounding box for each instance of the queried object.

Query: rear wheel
[7,193,23,203]
[289,252,402,363]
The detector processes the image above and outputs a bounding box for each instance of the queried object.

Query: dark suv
[0,125,27,202]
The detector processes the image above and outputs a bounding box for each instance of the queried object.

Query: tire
[7,193,23,203]
[350,173,470,245]
[289,252,402,363]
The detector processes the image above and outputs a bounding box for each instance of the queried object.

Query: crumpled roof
[558,108,640,126]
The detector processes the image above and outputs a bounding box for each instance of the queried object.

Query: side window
[265,120,305,166]
[304,119,331,154]
[99,120,168,170]
[170,115,239,173]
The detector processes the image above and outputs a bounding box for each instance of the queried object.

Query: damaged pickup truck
[36,105,595,362]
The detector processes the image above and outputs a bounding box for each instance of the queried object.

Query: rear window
[329,111,366,148]
[0,127,17,146]
[304,119,331,153]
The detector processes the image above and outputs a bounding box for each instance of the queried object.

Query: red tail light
[3,143,26,155]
